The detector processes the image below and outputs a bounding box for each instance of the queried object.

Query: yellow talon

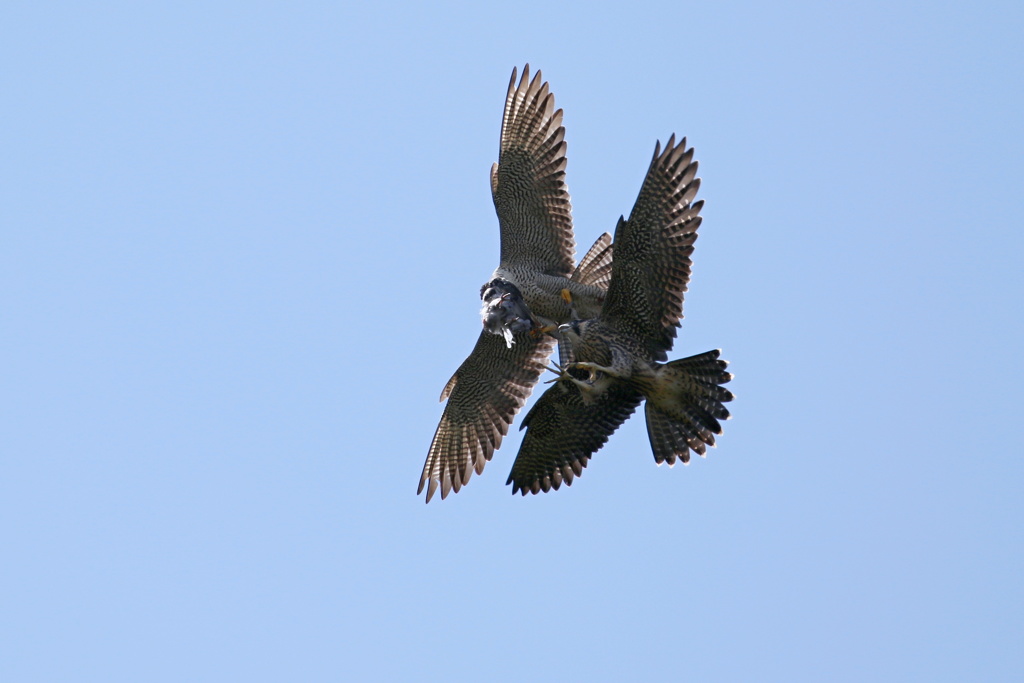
[560,288,573,305]
[543,362,568,383]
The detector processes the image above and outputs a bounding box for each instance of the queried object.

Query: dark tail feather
[571,232,613,288]
[645,349,733,465]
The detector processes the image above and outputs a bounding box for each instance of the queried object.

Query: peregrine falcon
[417,65,614,502]
[507,135,734,495]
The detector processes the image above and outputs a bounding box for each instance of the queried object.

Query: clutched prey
[480,278,537,347]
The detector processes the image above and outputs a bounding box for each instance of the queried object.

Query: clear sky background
[3,1,1022,681]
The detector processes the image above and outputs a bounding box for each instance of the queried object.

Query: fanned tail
[645,349,733,465]
[571,232,613,288]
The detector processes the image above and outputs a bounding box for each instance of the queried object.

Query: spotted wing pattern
[507,379,643,495]
[600,136,703,360]
[491,65,575,275]
[419,331,556,502]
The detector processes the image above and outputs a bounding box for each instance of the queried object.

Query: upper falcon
[417,65,613,502]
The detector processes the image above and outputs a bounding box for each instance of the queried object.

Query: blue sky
[3,1,1022,680]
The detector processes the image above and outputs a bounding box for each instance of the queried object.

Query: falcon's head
[480,278,534,348]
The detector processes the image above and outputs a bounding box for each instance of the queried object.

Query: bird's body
[478,61,613,342]
[507,136,734,495]
[484,268,607,332]
[417,65,612,502]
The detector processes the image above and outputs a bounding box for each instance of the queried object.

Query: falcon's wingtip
[419,476,439,503]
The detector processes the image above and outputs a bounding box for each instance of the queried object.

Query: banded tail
[571,232,613,289]
[644,349,733,465]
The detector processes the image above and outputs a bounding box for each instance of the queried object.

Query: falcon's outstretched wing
[507,378,643,495]
[419,331,556,502]
[491,65,575,275]
[600,135,703,360]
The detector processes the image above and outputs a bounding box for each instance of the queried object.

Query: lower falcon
[507,135,734,495]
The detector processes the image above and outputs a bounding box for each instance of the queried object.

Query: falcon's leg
[545,360,617,405]
[546,375,609,404]
[544,361,596,390]
[543,361,573,382]
[571,370,616,405]
[568,361,622,380]
[530,314,561,338]
[562,348,633,402]
[567,346,633,382]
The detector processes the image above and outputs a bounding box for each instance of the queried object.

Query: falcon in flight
[417,65,614,502]
[507,135,734,495]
